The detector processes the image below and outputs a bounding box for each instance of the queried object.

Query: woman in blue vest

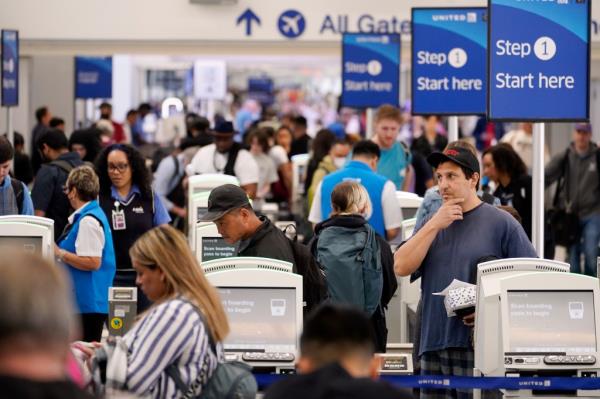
[55,165,116,342]
[95,144,171,313]
[311,181,397,352]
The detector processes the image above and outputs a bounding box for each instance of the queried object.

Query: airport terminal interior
[2,0,600,398]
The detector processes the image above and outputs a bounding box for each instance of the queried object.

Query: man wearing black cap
[186,121,259,198]
[394,144,536,399]
[200,184,294,263]
[546,123,600,276]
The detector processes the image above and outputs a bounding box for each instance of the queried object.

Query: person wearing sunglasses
[55,165,116,342]
[95,144,170,313]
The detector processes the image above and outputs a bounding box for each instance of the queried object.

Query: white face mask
[333,157,347,169]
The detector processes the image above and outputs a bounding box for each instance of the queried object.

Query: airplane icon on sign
[278,10,306,39]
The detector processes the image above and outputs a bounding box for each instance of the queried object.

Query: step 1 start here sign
[488,0,590,121]
[411,8,487,116]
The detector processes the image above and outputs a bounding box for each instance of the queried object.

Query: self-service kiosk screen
[218,287,297,353]
[201,237,236,261]
[506,290,596,353]
[196,207,208,223]
[0,236,42,256]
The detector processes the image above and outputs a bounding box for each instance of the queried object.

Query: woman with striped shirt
[90,225,229,398]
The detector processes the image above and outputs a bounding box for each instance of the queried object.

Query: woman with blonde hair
[87,225,229,398]
[311,181,397,352]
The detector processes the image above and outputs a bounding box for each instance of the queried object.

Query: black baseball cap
[427,147,480,174]
[200,184,251,222]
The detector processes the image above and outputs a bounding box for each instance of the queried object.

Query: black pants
[80,313,107,342]
[113,270,152,313]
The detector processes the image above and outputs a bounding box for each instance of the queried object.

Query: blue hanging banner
[1,30,19,107]
[341,33,400,108]
[411,8,487,116]
[75,56,113,99]
[488,0,590,121]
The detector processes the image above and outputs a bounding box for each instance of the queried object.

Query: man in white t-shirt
[186,121,259,198]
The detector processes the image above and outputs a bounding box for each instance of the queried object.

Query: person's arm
[55,216,105,271]
[401,164,414,192]
[545,151,565,187]
[55,245,101,271]
[308,182,323,226]
[31,167,53,215]
[152,192,172,226]
[381,181,402,241]
[20,184,34,215]
[279,162,293,191]
[235,151,259,199]
[152,156,177,211]
[125,301,209,395]
[394,197,464,276]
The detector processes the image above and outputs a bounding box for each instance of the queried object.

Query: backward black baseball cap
[200,184,251,222]
[427,147,480,174]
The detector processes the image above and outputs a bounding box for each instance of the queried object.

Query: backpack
[314,223,383,316]
[282,224,329,315]
[9,178,24,214]
[165,308,257,399]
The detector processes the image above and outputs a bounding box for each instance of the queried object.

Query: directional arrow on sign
[236,8,261,37]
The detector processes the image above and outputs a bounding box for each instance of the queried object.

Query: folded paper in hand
[433,279,476,317]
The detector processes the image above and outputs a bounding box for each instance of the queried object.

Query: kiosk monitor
[202,258,301,372]
[0,215,54,244]
[0,220,54,261]
[195,223,237,262]
[186,174,239,242]
[474,258,570,377]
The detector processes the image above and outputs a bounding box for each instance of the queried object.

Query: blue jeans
[569,214,600,276]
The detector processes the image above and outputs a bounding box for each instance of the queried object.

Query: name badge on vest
[112,201,126,230]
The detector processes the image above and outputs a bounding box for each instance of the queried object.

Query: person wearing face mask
[311,182,397,352]
[308,138,351,210]
[309,140,402,240]
[186,121,259,199]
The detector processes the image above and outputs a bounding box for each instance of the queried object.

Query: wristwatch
[58,249,67,262]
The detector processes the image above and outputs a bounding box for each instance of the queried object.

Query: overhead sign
[412,8,486,115]
[1,30,19,106]
[341,33,400,108]
[488,0,590,121]
[75,56,112,99]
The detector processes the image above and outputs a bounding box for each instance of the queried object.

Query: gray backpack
[166,309,257,399]
[315,223,383,315]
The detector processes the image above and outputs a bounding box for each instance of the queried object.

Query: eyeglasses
[108,163,129,173]
[62,185,72,195]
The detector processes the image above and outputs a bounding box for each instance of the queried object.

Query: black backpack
[282,225,329,315]
[10,178,24,214]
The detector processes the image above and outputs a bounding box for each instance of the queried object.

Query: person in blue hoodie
[55,165,116,342]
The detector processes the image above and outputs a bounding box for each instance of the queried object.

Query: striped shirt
[123,297,220,398]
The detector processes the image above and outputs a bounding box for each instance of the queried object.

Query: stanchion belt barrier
[254,374,600,391]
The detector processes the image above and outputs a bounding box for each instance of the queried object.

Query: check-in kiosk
[186,174,239,242]
[387,217,420,345]
[0,216,54,261]
[473,258,600,398]
[378,343,415,375]
[195,223,237,263]
[202,257,301,374]
[395,191,423,220]
[290,154,309,214]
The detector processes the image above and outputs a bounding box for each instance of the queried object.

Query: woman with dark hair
[95,144,170,312]
[482,143,532,239]
[304,129,336,196]
[69,128,103,163]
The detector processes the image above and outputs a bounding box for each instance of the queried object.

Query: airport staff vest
[99,191,154,271]
[58,200,116,314]
[320,161,387,236]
